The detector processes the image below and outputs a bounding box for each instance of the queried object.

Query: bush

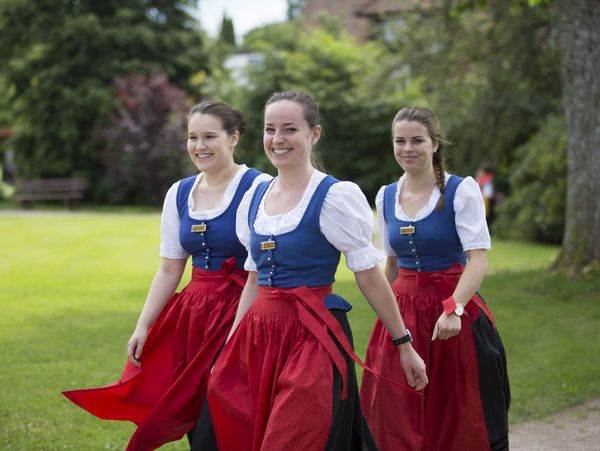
[493,114,566,244]
[98,74,193,205]
[0,163,14,199]
[209,24,423,201]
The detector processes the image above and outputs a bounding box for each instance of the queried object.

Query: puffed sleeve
[159,181,189,259]
[235,175,272,272]
[375,186,396,257]
[320,181,385,272]
[454,176,492,251]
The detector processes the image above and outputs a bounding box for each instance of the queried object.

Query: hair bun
[233,108,247,136]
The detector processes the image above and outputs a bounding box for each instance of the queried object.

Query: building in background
[300,0,439,42]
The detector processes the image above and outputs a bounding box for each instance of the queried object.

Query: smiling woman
[361,106,510,451]
[200,91,427,451]
[62,100,269,450]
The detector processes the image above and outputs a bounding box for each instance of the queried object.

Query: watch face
[455,303,464,316]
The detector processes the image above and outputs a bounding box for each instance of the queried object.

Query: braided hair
[392,107,449,211]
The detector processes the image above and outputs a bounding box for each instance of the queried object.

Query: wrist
[442,296,464,317]
[135,321,151,331]
[396,341,415,355]
[392,329,412,347]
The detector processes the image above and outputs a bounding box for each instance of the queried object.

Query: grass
[0,211,598,449]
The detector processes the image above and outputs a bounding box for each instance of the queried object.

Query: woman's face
[263,100,320,171]
[393,120,438,176]
[186,113,238,173]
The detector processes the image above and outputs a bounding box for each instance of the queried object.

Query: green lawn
[0,211,598,449]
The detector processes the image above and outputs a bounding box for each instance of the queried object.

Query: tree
[492,114,566,244]
[450,0,599,274]
[98,74,192,205]
[381,1,561,177]
[552,0,600,275]
[0,0,206,200]
[209,22,424,199]
[287,0,307,20]
[219,14,236,46]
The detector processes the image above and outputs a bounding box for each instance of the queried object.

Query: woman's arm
[226,271,259,341]
[384,256,399,285]
[432,249,488,340]
[451,249,488,305]
[127,258,187,366]
[355,267,428,390]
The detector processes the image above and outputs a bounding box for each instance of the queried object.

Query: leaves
[0,0,206,200]
[98,74,192,205]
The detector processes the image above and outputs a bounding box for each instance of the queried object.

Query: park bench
[14,177,87,209]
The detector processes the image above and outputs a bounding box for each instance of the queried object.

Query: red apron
[208,285,423,451]
[361,264,494,451]
[62,258,246,451]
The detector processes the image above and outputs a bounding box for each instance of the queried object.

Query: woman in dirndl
[62,101,269,451]
[203,91,428,451]
[360,106,510,451]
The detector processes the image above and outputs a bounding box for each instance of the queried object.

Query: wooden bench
[14,177,87,209]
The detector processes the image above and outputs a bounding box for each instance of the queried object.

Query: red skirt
[207,285,379,451]
[62,258,247,451]
[361,265,509,451]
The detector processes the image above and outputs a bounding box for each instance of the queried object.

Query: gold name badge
[260,240,276,250]
[191,223,207,233]
[400,225,415,235]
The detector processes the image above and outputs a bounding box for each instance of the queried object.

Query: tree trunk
[553,0,600,275]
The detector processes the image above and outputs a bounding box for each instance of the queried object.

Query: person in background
[476,163,496,224]
[203,91,427,451]
[63,101,269,451]
[361,107,510,451]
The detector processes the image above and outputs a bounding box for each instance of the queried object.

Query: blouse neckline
[188,165,247,215]
[395,173,449,221]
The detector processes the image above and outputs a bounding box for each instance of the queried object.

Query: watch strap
[392,329,412,346]
[442,296,457,315]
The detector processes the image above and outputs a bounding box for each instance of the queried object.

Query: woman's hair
[392,106,450,211]
[186,100,247,137]
[264,90,324,170]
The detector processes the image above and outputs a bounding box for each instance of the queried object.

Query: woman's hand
[398,344,428,391]
[127,325,149,367]
[431,312,461,341]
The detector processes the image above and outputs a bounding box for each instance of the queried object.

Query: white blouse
[237,170,384,273]
[159,165,272,259]
[376,173,491,257]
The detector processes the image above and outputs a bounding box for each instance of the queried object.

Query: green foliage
[287,0,308,20]
[207,4,561,210]
[211,22,426,200]
[98,74,193,205]
[493,114,566,243]
[0,165,14,199]
[0,0,206,200]
[0,74,11,126]
[382,2,562,178]
[3,213,600,448]
[218,14,236,46]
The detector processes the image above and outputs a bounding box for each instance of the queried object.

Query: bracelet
[392,329,412,345]
[442,296,457,315]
